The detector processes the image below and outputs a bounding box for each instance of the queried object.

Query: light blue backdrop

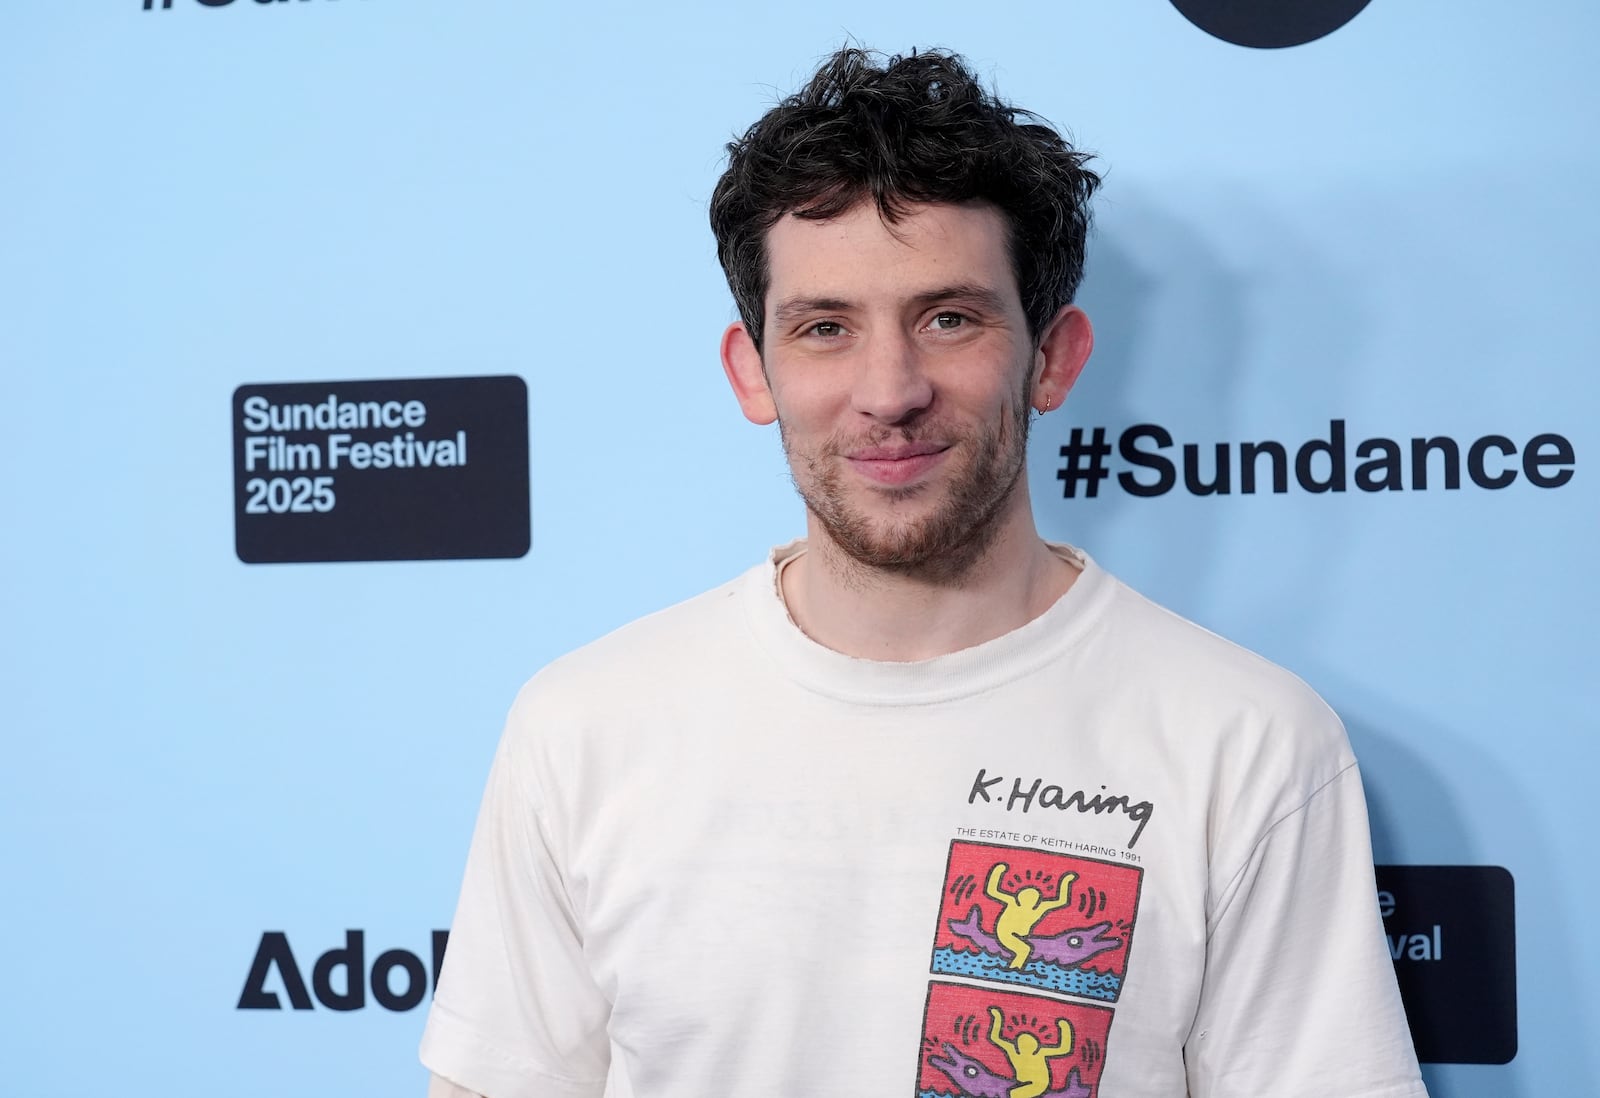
[2,2,1594,1095]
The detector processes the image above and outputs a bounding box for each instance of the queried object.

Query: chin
[818,499,1009,576]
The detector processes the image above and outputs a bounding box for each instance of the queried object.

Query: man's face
[752,200,1040,577]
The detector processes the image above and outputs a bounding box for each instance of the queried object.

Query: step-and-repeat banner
[3,2,1594,1095]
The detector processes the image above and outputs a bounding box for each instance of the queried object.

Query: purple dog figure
[948,905,1121,968]
[926,1043,1093,1098]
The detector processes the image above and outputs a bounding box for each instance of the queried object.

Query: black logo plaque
[233,376,530,564]
[1376,864,1517,1064]
[1169,0,1375,49]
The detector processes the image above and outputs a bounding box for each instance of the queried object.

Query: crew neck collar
[738,539,1114,706]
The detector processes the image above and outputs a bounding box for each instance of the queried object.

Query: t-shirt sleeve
[1184,763,1428,1098]
[420,731,611,1098]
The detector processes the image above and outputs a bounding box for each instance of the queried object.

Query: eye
[806,320,845,338]
[929,312,967,331]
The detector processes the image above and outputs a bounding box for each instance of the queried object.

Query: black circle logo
[1169,0,1374,49]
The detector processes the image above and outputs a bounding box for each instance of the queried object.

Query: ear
[1031,305,1094,413]
[721,321,777,425]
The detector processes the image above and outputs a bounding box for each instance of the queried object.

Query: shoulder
[1089,566,1354,779]
[489,563,769,783]
[1112,576,1334,705]
[485,561,783,837]
[516,566,756,712]
[1079,568,1367,882]
[1097,569,1340,723]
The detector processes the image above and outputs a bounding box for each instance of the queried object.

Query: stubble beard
[780,393,1033,586]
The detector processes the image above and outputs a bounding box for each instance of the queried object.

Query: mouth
[844,443,952,486]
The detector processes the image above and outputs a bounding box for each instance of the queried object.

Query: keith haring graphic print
[916,982,1113,1098]
[929,841,1143,1002]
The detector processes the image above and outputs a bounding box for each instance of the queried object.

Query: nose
[850,328,933,423]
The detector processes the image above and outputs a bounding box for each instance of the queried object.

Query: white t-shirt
[420,543,1426,1098]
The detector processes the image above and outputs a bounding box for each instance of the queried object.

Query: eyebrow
[769,283,1010,324]
[909,283,1010,313]
[771,296,853,323]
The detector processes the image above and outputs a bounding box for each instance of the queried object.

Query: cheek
[955,374,1030,418]
[772,378,847,432]
[772,397,831,457]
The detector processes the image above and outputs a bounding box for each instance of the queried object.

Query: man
[421,47,1426,1098]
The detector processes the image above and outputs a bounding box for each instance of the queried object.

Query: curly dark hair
[709,47,1100,349]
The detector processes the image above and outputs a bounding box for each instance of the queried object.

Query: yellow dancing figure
[985,862,1076,969]
[987,1007,1074,1098]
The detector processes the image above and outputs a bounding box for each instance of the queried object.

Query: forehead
[762,201,1017,309]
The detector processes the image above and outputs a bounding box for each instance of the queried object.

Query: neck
[781,491,1079,661]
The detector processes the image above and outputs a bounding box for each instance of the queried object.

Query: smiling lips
[844,443,952,486]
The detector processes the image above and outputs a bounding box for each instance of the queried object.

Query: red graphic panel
[916,982,1113,1098]
[930,841,1143,1002]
